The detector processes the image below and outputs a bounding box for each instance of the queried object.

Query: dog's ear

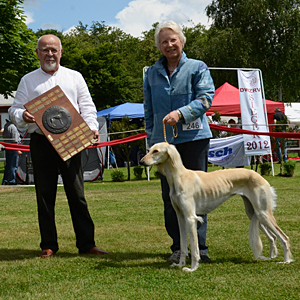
[166,144,177,162]
[166,144,177,155]
[166,144,183,169]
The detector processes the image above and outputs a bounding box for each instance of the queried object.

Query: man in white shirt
[9,34,109,257]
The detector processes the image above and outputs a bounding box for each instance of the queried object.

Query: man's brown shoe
[38,249,54,258]
[86,247,109,255]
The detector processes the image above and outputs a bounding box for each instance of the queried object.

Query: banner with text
[208,135,250,167]
[238,70,271,156]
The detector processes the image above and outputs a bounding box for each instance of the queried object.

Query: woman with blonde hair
[144,20,215,263]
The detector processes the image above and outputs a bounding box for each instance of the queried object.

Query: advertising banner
[208,135,250,167]
[238,70,271,156]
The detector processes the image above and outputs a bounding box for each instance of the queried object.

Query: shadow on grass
[90,252,259,270]
[213,256,261,264]
[91,252,171,270]
[0,248,171,269]
[0,248,263,269]
[0,248,79,261]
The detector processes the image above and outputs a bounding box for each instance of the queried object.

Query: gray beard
[44,61,57,72]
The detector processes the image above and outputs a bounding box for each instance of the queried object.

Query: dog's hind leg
[259,223,278,259]
[256,212,294,263]
[242,196,255,220]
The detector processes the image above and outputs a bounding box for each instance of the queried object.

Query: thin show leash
[163,120,178,143]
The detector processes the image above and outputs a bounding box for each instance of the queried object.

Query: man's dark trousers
[30,133,96,253]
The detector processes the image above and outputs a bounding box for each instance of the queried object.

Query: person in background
[211,114,219,124]
[9,34,109,258]
[2,119,22,185]
[143,21,215,263]
[228,119,237,128]
[273,107,288,162]
[211,114,227,138]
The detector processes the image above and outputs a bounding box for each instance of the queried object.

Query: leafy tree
[203,26,252,88]
[206,0,300,101]
[273,116,290,175]
[0,0,39,97]
[33,23,146,110]
[139,23,161,68]
[61,22,144,110]
[35,28,64,41]
[182,23,208,60]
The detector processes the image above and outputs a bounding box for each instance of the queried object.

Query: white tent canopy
[284,103,300,126]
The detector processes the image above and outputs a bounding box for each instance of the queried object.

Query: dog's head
[140,142,172,167]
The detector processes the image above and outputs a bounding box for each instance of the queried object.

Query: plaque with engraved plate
[24,85,95,161]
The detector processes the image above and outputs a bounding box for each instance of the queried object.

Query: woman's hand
[163,110,180,126]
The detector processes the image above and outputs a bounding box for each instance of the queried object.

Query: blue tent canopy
[97,102,144,120]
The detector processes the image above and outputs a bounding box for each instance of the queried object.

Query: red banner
[209,124,300,138]
[1,126,299,152]
[0,132,147,152]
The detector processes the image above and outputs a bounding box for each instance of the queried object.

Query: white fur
[140,142,293,272]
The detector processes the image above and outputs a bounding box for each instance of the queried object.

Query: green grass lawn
[0,162,299,299]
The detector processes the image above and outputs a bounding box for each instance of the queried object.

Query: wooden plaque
[24,85,95,161]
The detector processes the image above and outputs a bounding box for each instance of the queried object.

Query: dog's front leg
[171,210,188,268]
[182,215,200,272]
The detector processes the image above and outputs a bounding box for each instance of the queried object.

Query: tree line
[2,0,300,110]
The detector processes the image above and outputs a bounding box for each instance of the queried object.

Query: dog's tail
[270,186,277,212]
[249,214,263,259]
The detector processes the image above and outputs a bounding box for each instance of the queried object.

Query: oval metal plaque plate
[42,105,72,134]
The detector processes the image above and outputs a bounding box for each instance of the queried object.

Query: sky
[22,0,212,38]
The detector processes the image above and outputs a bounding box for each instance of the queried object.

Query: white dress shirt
[9,65,99,134]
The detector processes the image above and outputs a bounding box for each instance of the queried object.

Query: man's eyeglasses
[38,48,61,54]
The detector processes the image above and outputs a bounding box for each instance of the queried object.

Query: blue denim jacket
[143,52,215,147]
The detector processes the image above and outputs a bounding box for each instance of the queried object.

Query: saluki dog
[140,142,293,272]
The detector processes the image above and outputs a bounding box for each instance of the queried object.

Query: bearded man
[9,35,109,258]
